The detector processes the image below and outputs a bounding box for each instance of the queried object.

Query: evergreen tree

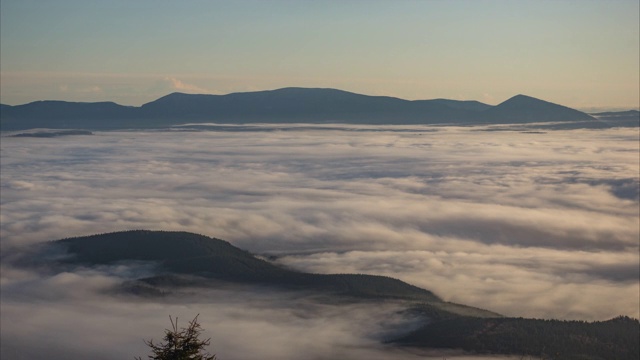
[136,315,217,360]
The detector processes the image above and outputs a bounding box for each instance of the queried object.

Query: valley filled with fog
[1,124,638,359]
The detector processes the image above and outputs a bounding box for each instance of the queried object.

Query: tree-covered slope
[394,315,640,360]
[55,230,441,301]
[47,230,638,358]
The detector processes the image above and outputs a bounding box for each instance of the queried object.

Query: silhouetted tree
[136,314,217,360]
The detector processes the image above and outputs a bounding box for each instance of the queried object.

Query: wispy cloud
[0,261,463,360]
[163,77,212,94]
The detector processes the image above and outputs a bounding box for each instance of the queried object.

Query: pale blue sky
[1,0,638,109]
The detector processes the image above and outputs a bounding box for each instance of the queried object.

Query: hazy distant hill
[40,230,640,359]
[0,101,138,130]
[592,110,640,118]
[591,110,640,128]
[478,94,595,123]
[0,87,610,130]
[139,87,486,124]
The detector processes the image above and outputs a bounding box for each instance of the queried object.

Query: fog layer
[1,124,638,358]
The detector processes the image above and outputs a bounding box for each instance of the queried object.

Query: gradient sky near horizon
[1,0,638,110]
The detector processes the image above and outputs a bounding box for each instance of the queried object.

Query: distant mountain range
[25,230,639,360]
[3,87,634,131]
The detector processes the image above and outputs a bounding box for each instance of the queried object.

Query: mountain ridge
[53,230,445,303]
[0,87,610,131]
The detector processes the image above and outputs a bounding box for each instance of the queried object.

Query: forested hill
[55,230,443,302]
[0,87,606,130]
[394,315,640,360]
[37,230,640,359]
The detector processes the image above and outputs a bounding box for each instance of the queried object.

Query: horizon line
[2,86,638,112]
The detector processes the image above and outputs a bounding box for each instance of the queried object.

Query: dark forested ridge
[43,230,638,358]
[394,315,640,360]
[54,230,442,302]
[1,87,622,130]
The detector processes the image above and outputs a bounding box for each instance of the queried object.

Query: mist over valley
[1,122,638,359]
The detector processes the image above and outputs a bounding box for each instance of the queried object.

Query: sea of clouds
[1,124,638,359]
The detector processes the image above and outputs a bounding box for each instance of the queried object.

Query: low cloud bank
[1,124,638,358]
[1,262,496,360]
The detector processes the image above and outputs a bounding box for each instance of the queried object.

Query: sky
[1,0,639,110]
[1,124,638,358]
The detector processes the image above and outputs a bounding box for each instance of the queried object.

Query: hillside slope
[394,315,640,360]
[44,230,638,358]
[56,230,442,302]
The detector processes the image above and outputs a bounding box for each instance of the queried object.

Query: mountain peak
[481,94,595,123]
[500,94,553,105]
[509,93,536,100]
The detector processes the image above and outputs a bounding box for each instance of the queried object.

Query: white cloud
[164,77,212,94]
[0,125,638,358]
[1,264,500,360]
